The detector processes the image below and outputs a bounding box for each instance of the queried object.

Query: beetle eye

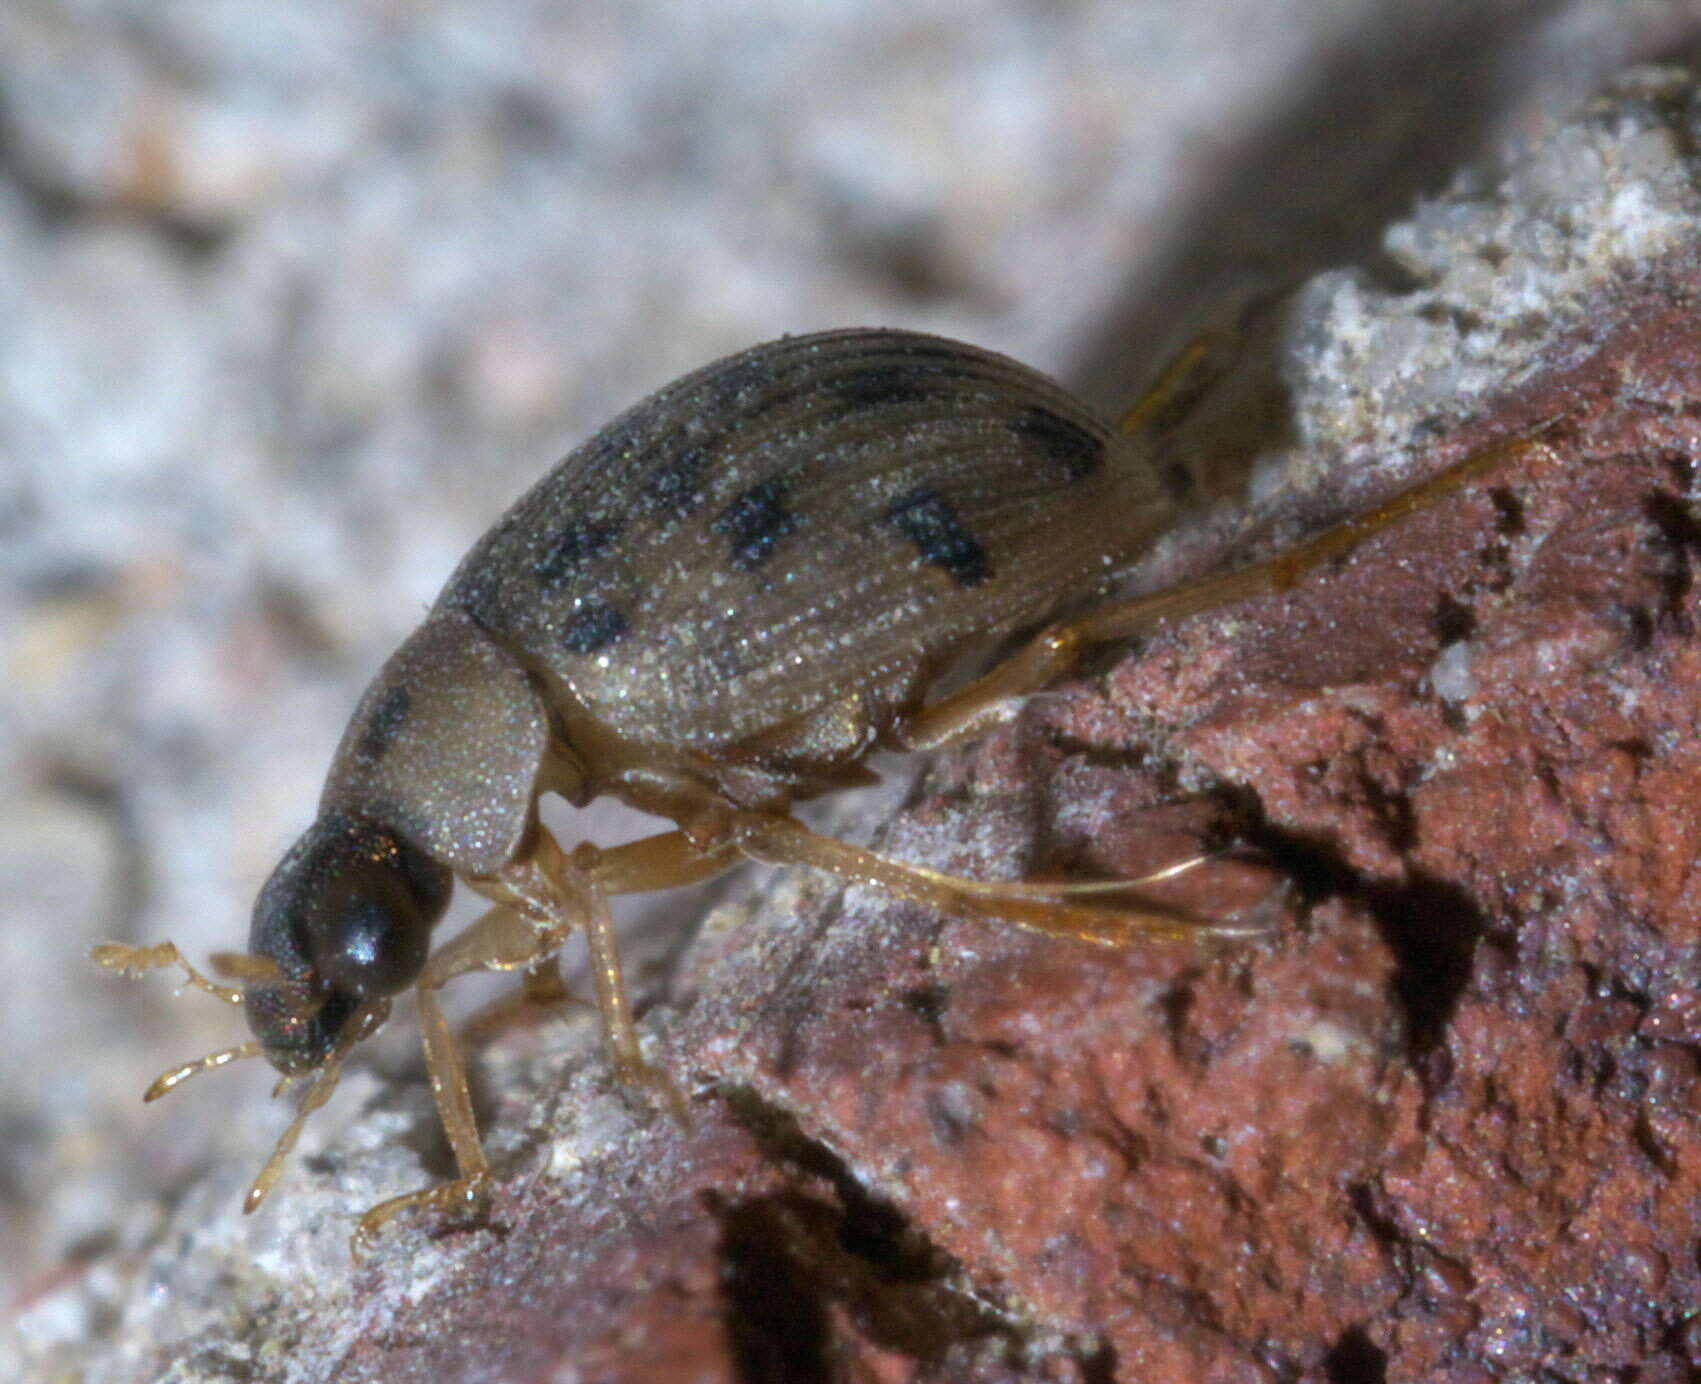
[318,893,430,998]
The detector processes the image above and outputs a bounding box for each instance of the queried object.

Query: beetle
[95,327,1543,1244]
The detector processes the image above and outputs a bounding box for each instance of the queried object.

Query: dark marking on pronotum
[534,519,620,589]
[560,600,629,655]
[884,487,991,586]
[641,447,709,518]
[838,360,945,411]
[716,478,798,571]
[1010,404,1105,481]
[356,686,412,763]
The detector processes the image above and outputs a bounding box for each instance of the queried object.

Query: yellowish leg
[716,811,1258,945]
[522,829,720,1119]
[1116,329,1225,436]
[893,431,1554,753]
[354,829,732,1246]
[567,841,694,1125]
[351,900,563,1249]
[357,799,1250,1249]
[589,829,743,895]
[246,999,390,1215]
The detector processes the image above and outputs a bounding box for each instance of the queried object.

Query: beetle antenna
[209,951,283,984]
[92,940,253,1005]
[244,999,390,1215]
[96,943,303,1103]
[143,1043,266,1101]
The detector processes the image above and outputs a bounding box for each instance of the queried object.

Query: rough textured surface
[11,5,1701,1383]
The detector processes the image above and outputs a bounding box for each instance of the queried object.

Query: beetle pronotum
[96,328,1546,1245]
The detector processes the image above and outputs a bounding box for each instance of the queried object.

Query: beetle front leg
[353,900,557,1250]
[355,829,716,1248]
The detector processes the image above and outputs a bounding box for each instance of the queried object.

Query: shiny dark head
[244,811,453,1075]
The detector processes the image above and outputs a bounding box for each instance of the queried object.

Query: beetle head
[245,810,453,1074]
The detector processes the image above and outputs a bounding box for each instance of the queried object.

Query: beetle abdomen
[441,329,1176,777]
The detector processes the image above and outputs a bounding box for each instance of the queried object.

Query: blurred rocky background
[6,1,1701,1379]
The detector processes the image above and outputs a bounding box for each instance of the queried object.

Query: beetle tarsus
[352,1171,492,1259]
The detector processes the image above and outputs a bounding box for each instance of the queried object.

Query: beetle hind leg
[721,811,1265,945]
[1115,328,1226,437]
[892,429,1558,755]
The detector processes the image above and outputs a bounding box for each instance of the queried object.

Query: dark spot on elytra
[837,360,946,411]
[1009,404,1105,480]
[884,487,990,586]
[716,478,797,571]
[533,519,620,590]
[356,685,412,763]
[560,600,628,655]
[640,447,709,518]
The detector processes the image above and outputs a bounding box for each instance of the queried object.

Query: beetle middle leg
[527,828,729,1118]
[349,901,544,1248]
